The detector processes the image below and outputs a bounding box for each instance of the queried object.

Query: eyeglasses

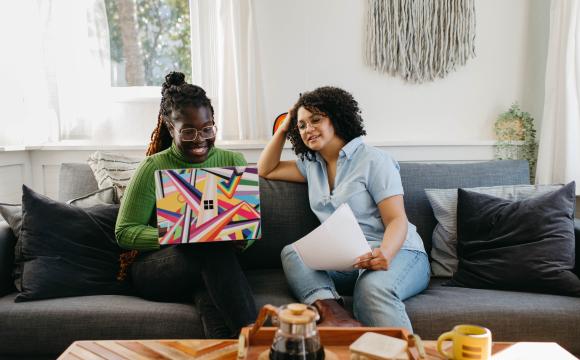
[171,124,218,141]
[296,116,324,132]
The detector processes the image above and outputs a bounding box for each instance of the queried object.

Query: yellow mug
[437,324,492,360]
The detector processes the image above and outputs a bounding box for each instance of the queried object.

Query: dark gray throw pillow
[0,187,117,292]
[16,185,128,302]
[425,184,563,277]
[448,182,580,296]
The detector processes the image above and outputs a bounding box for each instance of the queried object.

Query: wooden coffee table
[58,339,577,359]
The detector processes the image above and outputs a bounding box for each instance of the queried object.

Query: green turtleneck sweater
[115,143,247,250]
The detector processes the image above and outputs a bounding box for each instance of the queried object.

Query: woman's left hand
[353,247,391,271]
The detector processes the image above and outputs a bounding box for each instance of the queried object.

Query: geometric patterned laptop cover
[155,166,261,245]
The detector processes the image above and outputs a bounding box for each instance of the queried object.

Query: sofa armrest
[0,221,16,295]
[575,219,580,276]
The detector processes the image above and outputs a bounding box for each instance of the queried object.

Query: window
[203,200,214,210]
[104,0,192,86]
[0,0,266,146]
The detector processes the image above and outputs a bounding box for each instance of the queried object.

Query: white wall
[254,0,549,143]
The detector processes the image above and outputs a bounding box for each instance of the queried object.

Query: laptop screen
[155,166,261,245]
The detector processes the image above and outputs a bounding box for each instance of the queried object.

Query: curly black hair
[287,86,366,160]
[147,71,215,155]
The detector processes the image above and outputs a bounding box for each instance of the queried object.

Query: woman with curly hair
[115,71,257,338]
[258,86,429,330]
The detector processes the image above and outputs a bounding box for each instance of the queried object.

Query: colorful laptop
[155,166,261,245]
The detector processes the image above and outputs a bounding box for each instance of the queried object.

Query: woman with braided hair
[115,71,257,338]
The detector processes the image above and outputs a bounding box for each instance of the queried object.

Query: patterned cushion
[425,184,563,277]
[87,152,142,201]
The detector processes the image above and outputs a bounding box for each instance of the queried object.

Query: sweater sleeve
[233,151,248,166]
[115,157,160,251]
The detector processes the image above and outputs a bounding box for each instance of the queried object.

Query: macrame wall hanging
[365,0,476,83]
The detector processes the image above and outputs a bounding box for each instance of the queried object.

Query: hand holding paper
[292,203,371,271]
[353,247,390,270]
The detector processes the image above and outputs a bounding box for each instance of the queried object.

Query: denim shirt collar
[340,136,364,160]
[314,136,364,163]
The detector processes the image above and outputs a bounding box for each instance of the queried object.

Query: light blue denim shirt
[296,136,425,253]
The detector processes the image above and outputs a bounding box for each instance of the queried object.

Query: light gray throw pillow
[425,184,563,277]
[87,151,142,201]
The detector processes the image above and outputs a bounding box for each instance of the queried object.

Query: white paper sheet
[292,203,372,271]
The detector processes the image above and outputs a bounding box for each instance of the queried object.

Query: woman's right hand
[257,106,305,182]
[278,109,293,134]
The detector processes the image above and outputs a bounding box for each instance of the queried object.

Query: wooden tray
[238,326,424,360]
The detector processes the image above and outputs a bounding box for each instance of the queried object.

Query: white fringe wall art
[365,0,476,83]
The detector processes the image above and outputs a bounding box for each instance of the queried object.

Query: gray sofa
[1,160,580,359]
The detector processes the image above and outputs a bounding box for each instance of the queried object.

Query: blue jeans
[281,243,430,331]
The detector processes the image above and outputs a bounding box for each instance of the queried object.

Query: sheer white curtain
[0,1,55,146]
[47,0,112,141]
[536,0,580,194]
[0,0,111,146]
[190,0,267,141]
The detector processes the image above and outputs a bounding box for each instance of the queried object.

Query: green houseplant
[494,103,538,182]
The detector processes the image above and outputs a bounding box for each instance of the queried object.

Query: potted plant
[494,103,538,182]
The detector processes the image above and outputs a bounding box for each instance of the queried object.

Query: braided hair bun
[162,71,186,92]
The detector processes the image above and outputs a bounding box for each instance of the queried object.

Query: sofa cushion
[239,179,320,269]
[406,278,580,355]
[58,163,100,202]
[425,184,563,277]
[0,270,292,356]
[247,269,295,307]
[60,160,531,259]
[399,160,530,254]
[3,275,580,356]
[576,219,580,277]
[66,186,117,206]
[0,293,203,355]
[17,186,128,302]
[450,182,580,296]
